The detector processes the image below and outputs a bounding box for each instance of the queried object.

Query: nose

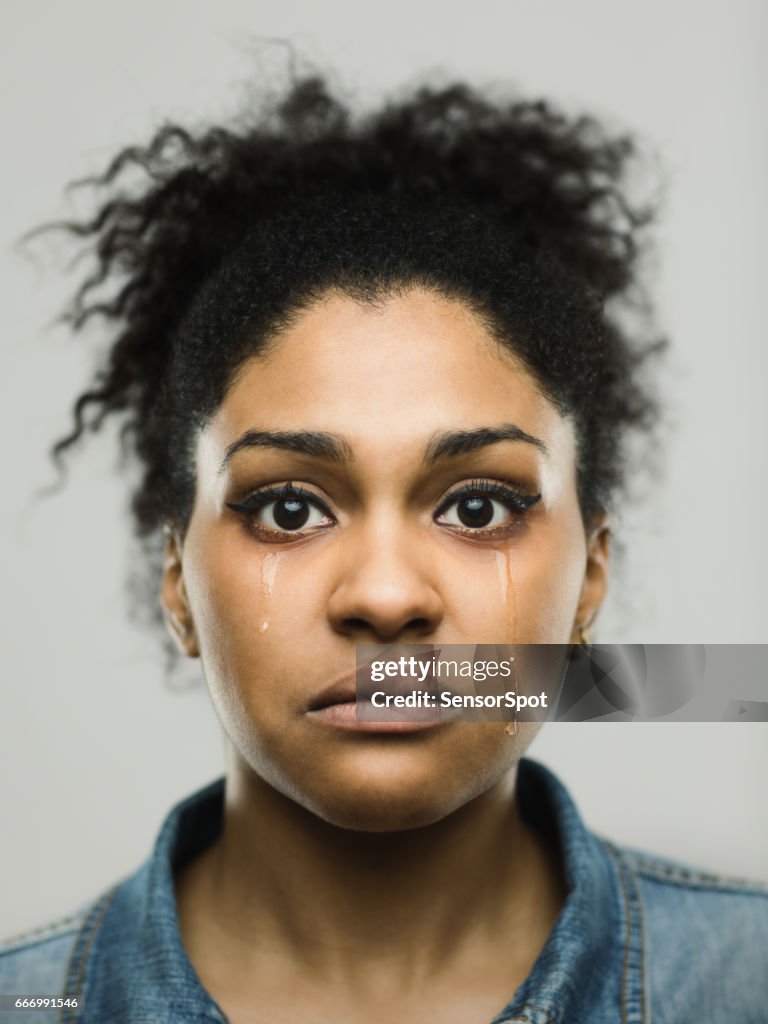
[326,520,445,642]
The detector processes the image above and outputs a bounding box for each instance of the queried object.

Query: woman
[1,75,766,1023]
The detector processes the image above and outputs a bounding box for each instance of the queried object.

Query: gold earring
[505,720,518,737]
[579,625,592,647]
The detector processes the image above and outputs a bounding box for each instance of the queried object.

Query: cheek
[181,525,299,696]
[180,529,322,779]
[180,525,346,740]
[503,519,587,643]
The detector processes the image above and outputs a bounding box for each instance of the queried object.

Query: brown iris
[456,497,495,528]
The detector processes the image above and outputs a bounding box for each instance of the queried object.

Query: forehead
[206,287,575,466]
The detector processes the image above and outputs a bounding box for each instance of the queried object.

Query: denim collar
[65,760,645,1024]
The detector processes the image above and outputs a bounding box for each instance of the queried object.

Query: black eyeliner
[226,482,328,517]
[436,479,542,517]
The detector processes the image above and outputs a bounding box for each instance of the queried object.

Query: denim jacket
[2,759,767,1023]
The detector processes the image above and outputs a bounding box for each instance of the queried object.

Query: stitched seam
[613,847,633,1024]
[499,1004,557,1023]
[623,851,648,1024]
[604,843,639,1024]
[0,911,85,954]
[605,844,648,1024]
[58,885,119,1024]
[634,869,768,896]
[501,1014,552,1023]
[621,853,768,895]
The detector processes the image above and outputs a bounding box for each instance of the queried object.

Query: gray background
[1,0,766,936]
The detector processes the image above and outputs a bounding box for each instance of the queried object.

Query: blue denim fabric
[1,759,766,1023]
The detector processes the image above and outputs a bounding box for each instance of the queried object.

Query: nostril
[407,618,433,636]
[341,616,435,641]
[343,617,370,633]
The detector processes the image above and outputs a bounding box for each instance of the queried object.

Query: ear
[160,526,200,658]
[571,513,611,642]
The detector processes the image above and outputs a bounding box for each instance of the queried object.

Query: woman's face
[163,287,609,830]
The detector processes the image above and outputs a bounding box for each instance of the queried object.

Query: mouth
[306,667,451,734]
[307,669,362,712]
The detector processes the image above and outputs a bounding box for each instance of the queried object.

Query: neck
[175,750,565,987]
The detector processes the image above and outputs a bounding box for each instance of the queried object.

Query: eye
[227,484,334,536]
[435,481,541,532]
[258,496,330,532]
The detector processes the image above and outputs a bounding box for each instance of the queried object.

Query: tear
[257,552,282,637]
[494,548,518,644]
[261,552,281,598]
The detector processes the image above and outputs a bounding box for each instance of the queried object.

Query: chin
[302,788,467,833]
[285,752,503,833]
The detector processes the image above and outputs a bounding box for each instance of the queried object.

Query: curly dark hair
[45,73,664,611]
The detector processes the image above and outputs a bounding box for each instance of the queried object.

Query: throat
[173,774,566,1004]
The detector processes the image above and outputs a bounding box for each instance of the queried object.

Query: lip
[306,666,452,733]
[307,669,361,712]
[307,701,450,732]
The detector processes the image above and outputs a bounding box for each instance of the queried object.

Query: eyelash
[226,479,541,541]
[435,480,541,522]
[226,483,328,539]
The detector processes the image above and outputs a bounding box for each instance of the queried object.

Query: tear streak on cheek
[495,548,518,645]
[258,551,282,635]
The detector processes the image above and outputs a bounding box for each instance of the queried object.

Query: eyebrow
[423,424,549,463]
[219,422,549,473]
[220,430,354,472]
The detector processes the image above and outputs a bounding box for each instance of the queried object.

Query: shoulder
[620,841,768,889]
[616,841,768,923]
[604,840,768,1021]
[0,893,109,1011]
